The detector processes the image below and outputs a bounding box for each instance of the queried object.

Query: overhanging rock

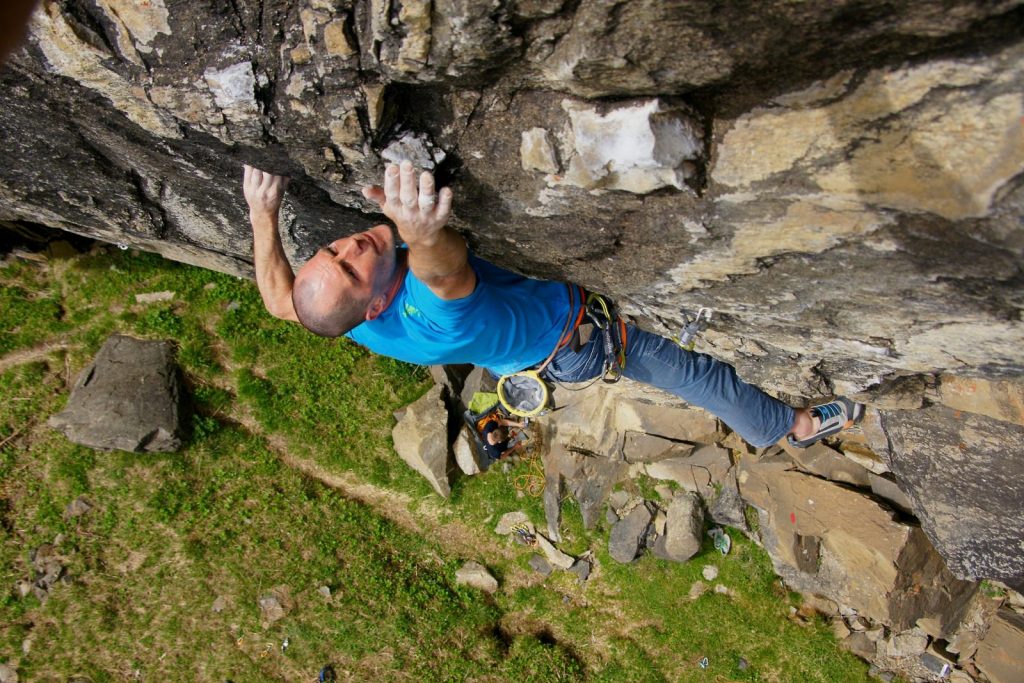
[865,404,1024,586]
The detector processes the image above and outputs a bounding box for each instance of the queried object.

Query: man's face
[296,224,397,318]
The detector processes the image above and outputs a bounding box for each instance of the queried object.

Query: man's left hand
[362,161,453,247]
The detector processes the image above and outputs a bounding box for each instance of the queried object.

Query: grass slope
[0,247,870,681]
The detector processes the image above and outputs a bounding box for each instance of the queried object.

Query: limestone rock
[609,504,653,563]
[258,587,292,627]
[869,405,1024,583]
[709,478,748,531]
[559,98,703,194]
[660,492,703,562]
[975,609,1024,683]
[622,432,694,464]
[536,533,574,570]
[48,335,183,453]
[494,511,531,536]
[885,628,929,658]
[520,127,559,174]
[842,631,877,659]
[644,445,732,499]
[0,663,18,683]
[391,385,454,497]
[64,496,91,518]
[455,561,498,594]
[740,463,976,628]
[454,427,483,475]
[529,554,553,576]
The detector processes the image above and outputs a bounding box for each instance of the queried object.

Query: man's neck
[380,250,408,312]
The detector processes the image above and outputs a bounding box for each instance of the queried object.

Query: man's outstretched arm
[363,160,475,300]
[243,165,299,322]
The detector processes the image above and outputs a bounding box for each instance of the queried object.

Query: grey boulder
[48,335,184,453]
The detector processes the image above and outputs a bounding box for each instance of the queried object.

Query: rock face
[866,403,1024,586]
[739,461,976,629]
[4,1,1024,587]
[48,334,183,452]
[975,609,1024,683]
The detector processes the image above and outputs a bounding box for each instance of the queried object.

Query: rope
[511,448,545,497]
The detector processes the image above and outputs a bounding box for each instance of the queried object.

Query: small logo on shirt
[403,303,420,318]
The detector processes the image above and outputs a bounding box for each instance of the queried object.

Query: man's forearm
[405,226,470,289]
[250,212,299,321]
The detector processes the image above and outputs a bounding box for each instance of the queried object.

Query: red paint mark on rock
[790,512,796,524]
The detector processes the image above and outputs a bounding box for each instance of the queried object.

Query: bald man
[242,162,864,449]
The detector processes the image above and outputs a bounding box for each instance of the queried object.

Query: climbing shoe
[787,397,865,448]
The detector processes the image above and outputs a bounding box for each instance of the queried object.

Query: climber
[241,162,865,449]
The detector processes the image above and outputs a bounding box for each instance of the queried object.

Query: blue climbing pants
[542,324,795,447]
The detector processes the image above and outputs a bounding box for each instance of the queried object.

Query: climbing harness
[497,285,628,416]
[497,284,583,417]
[674,307,713,351]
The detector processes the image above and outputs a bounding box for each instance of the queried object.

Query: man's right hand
[362,160,453,247]
[243,165,289,220]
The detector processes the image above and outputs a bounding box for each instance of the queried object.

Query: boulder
[708,470,748,531]
[975,609,1024,683]
[739,462,976,628]
[529,554,553,577]
[842,631,877,659]
[494,511,531,536]
[609,504,653,563]
[48,335,183,452]
[536,533,574,570]
[453,427,483,476]
[622,431,694,464]
[865,405,1024,584]
[569,558,592,583]
[658,492,704,562]
[779,440,871,488]
[884,627,929,658]
[644,445,732,499]
[455,561,498,594]
[257,586,292,627]
[391,385,454,497]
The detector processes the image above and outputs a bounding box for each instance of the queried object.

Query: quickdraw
[674,307,712,351]
[584,293,627,383]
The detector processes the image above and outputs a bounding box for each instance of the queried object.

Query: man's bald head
[291,271,368,337]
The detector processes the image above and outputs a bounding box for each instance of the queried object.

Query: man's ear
[365,295,387,321]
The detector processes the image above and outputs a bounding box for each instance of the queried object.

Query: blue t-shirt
[347,253,576,375]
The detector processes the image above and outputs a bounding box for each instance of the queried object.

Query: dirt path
[241,419,532,585]
[0,341,73,375]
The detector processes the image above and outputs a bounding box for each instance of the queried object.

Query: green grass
[0,246,871,681]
